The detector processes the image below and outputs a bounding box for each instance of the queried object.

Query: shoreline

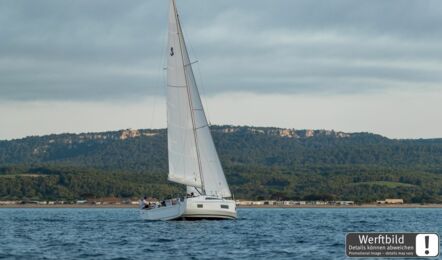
[237,204,442,208]
[1,204,442,209]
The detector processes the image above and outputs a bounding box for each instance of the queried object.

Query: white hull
[182,196,237,220]
[140,196,236,221]
[140,200,185,221]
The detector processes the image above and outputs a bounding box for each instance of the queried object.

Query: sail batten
[166,0,231,198]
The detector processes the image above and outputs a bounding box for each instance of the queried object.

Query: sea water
[0,208,441,259]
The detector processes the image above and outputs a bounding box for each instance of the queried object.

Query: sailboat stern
[140,200,185,221]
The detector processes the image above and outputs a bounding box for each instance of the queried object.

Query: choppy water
[0,208,441,259]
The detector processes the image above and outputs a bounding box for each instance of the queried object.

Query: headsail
[166,0,231,197]
[167,0,202,188]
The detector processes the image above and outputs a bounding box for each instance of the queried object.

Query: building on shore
[333,201,354,205]
[0,201,21,205]
[377,199,404,204]
[385,199,404,204]
[236,200,354,206]
[235,200,265,206]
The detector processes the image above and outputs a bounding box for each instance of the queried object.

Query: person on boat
[139,197,145,209]
[142,196,149,209]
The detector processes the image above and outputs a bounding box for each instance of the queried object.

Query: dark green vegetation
[1,126,442,203]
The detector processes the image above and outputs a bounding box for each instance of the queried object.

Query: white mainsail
[166,0,231,198]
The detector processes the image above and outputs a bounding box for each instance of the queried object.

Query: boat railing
[141,198,181,210]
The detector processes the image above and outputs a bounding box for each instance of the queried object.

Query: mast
[172,0,206,195]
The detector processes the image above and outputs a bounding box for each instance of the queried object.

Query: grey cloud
[0,0,441,100]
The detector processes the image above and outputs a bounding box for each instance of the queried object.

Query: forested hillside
[1,126,441,202]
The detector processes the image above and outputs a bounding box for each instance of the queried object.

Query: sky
[1,0,441,140]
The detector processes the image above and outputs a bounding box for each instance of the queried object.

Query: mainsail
[166,0,231,198]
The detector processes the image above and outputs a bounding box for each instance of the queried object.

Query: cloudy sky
[1,0,441,140]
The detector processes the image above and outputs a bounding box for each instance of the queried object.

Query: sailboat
[140,0,237,221]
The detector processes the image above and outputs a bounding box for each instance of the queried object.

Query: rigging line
[163,60,197,70]
[147,11,168,159]
[151,10,169,131]
[167,84,187,88]
[159,10,169,126]
[173,0,206,195]
[194,125,209,130]
[195,188,203,196]
[184,60,199,67]
[186,31,213,126]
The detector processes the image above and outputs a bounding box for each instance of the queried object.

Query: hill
[1,126,441,202]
